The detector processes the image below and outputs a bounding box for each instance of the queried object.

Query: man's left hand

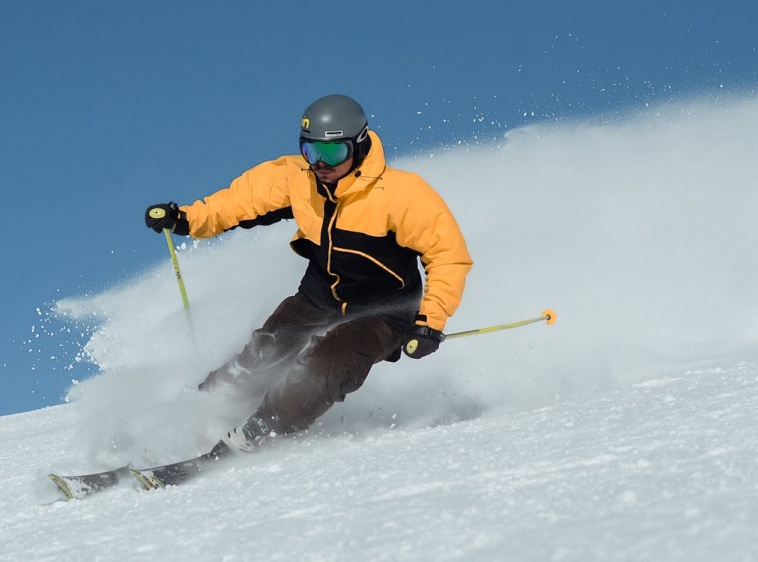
[403,325,444,359]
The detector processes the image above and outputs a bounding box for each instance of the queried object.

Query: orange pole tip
[542,309,557,325]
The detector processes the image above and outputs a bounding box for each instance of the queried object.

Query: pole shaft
[163,229,190,309]
[445,315,547,339]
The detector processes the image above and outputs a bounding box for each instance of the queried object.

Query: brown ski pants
[199,292,405,433]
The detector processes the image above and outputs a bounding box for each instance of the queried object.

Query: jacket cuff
[414,313,445,332]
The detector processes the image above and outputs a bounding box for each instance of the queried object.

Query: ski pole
[158,225,200,358]
[163,228,190,309]
[444,309,556,340]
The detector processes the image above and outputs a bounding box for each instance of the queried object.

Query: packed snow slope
[3,362,758,561]
[1,96,757,561]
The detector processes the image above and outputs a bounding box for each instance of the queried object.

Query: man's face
[311,156,354,184]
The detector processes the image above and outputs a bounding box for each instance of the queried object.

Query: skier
[145,94,473,452]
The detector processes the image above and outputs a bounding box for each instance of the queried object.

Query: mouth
[313,165,337,177]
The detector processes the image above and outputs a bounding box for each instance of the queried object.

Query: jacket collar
[331,130,386,198]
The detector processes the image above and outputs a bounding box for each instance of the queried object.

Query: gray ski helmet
[300,94,369,144]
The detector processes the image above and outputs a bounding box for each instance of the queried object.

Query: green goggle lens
[300,141,353,166]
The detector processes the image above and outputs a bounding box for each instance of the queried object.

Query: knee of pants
[299,336,376,403]
[240,330,277,361]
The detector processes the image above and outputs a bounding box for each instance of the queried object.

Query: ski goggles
[300,140,354,167]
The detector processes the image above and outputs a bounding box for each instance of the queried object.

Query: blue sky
[1,0,756,416]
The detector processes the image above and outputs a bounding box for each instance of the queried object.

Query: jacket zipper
[320,184,344,309]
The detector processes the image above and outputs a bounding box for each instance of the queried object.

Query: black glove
[403,325,445,359]
[145,202,190,235]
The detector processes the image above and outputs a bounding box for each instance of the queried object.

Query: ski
[48,465,131,500]
[49,441,232,500]
[130,441,231,490]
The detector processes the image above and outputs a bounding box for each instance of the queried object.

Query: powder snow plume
[54,95,758,468]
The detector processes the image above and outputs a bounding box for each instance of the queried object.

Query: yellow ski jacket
[181,131,472,332]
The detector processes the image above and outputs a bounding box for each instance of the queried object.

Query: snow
[2,96,758,561]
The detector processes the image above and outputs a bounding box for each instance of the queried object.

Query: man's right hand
[145,202,190,235]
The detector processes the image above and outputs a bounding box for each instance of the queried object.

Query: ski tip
[48,474,75,500]
[542,309,557,325]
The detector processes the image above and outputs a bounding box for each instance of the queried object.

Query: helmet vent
[324,130,344,138]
